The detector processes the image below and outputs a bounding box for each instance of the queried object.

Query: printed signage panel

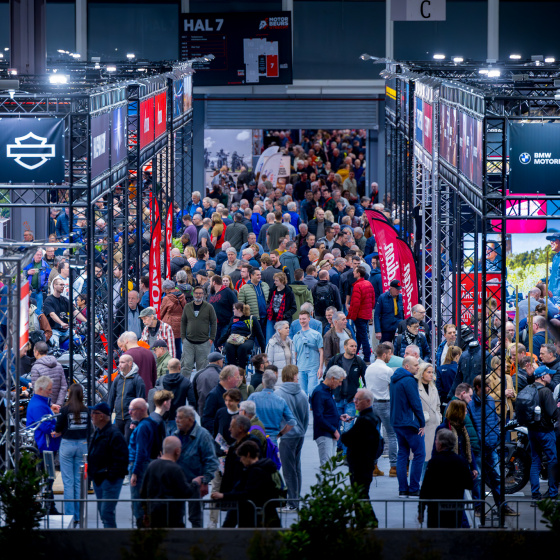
[439,103,458,168]
[111,106,126,165]
[183,75,192,113]
[91,112,110,178]
[415,97,423,146]
[173,80,184,119]
[139,97,155,149]
[181,12,292,86]
[423,101,433,155]
[0,118,64,183]
[155,92,167,139]
[509,122,560,194]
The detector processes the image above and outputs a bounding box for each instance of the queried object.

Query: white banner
[255,146,279,178]
[391,0,446,21]
[277,155,292,178]
[259,152,283,186]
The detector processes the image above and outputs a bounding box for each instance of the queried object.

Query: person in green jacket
[153,339,172,378]
[289,268,314,320]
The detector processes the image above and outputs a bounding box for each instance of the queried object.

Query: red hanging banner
[149,194,162,315]
[165,203,173,280]
[365,209,419,318]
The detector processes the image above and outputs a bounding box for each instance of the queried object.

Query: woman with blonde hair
[211,213,226,250]
[415,362,442,477]
[184,246,197,268]
[488,356,516,418]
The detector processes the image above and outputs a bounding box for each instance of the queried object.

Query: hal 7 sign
[181,12,292,86]
[0,118,65,183]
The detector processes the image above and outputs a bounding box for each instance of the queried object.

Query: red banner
[165,203,173,280]
[459,273,502,326]
[140,97,155,149]
[20,281,30,351]
[149,194,162,316]
[365,209,419,318]
[155,92,167,139]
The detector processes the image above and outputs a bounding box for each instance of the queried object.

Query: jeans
[181,339,211,378]
[31,290,44,314]
[316,435,337,467]
[224,339,255,368]
[395,427,426,493]
[473,449,501,506]
[188,485,203,527]
[279,437,304,508]
[130,466,147,525]
[175,338,182,360]
[335,399,356,452]
[93,478,124,528]
[50,328,69,348]
[529,430,558,498]
[266,320,276,346]
[371,402,397,467]
[354,318,371,362]
[114,418,134,444]
[380,331,395,343]
[59,438,87,522]
[299,369,320,396]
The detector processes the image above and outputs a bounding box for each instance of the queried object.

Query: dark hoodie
[275,382,309,438]
[221,457,281,528]
[368,267,383,300]
[389,367,425,430]
[157,372,196,419]
[176,283,194,304]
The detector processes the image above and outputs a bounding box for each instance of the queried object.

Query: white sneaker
[123,475,130,486]
[207,521,218,529]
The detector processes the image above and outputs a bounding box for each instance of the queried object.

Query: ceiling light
[488,69,501,77]
[509,54,522,60]
[545,57,555,63]
[106,66,117,72]
[452,57,464,63]
[126,53,135,59]
[478,68,489,74]
[433,54,445,60]
[49,74,69,84]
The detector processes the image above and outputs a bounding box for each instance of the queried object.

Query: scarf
[267,290,286,321]
[403,329,416,346]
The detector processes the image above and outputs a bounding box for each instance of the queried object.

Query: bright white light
[478,68,489,74]
[57,49,65,54]
[4,48,9,51]
[509,54,522,60]
[126,53,135,59]
[545,57,555,63]
[49,74,69,84]
[137,68,146,72]
[0,54,3,59]
[94,63,101,69]
[452,57,464,63]
[72,53,81,59]
[106,66,117,72]
[488,69,501,77]
[8,69,17,76]
[433,54,445,60]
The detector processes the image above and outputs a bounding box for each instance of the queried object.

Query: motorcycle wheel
[504,449,530,494]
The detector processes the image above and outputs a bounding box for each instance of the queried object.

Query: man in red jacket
[348,266,375,364]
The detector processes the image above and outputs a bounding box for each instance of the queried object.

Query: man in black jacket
[88,402,129,528]
[209,275,238,345]
[201,365,241,432]
[327,339,367,453]
[340,388,379,520]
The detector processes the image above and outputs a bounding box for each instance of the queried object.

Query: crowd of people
[11,129,560,529]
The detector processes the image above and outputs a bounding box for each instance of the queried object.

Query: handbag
[227,317,253,345]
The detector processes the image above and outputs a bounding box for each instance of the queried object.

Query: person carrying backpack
[515,366,559,502]
[312,270,342,331]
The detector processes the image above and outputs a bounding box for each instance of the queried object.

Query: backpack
[312,283,334,316]
[515,384,543,426]
[249,425,282,470]
[271,470,288,501]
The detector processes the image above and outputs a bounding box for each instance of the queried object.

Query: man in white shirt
[365,343,397,477]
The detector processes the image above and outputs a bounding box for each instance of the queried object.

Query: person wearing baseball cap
[152,339,172,378]
[139,307,176,359]
[88,401,129,528]
[547,233,560,299]
[374,279,404,343]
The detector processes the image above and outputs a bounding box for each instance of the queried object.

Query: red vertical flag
[165,203,173,280]
[149,194,162,316]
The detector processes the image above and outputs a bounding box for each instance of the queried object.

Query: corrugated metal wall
[204,97,378,129]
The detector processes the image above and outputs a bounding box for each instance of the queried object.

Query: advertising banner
[439,104,458,167]
[91,112,110,178]
[415,98,423,147]
[149,194,162,315]
[111,106,126,165]
[423,101,433,155]
[459,273,502,327]
[173,79,184,119]
[458,113,483,186]
[20,281,30,351]
[0,118,65,183]
[365,209,419,317]
[140,97,155,149]
[165,203,173,280]
[386,78,397,115]
[183,75,193,113]
[181,12,292,86]
[259,151,283,186]
[399,81,409,121]
[509,122,560,195]
[155,92,167,139]
[255,146,279,177]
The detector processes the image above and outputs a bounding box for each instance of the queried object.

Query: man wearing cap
[375,280,404,343]
[140,307,176,358]
[548,233,560,300]
[88,402,129,528]
[524,366,559,502]
[153,339,172,378]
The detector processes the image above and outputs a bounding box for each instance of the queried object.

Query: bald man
[140,436,203,527]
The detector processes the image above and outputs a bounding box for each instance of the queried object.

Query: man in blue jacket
[24,249,50,313]
[375,279,404,343]
[310,365,349,466]
[389,356,425,497]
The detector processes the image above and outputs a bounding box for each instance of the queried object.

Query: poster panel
[140,97,155,149]
[91,112,110,178]
[111,106,126,165]
[155,92,167,139]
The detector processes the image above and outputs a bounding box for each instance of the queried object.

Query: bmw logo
[519,152,531,164]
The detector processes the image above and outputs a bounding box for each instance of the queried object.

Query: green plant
[0,451,46,534]
[538,498,560,532]
[121,528,168,560]
[249,456,382,560]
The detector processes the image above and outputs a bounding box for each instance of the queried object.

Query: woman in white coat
[415,362,441,479]
[265,321,294,387]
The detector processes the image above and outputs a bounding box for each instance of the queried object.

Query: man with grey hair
[248,371,296,445]
[239,399,267,449]
[311,365,349,466]
[258,212,276,251]
[323,310,353,365]
[221,247,241,277]
[283,213,297,240]
[403,344,425,364]
[341,388,379,517]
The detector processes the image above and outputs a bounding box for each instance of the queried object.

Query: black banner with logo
[91,112,110,179]
[0,118,64,183]
[180,12,292,86]
[509,122,560,194]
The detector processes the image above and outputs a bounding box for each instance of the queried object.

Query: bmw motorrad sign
[0,118,65,183]
[509,122,560,194]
